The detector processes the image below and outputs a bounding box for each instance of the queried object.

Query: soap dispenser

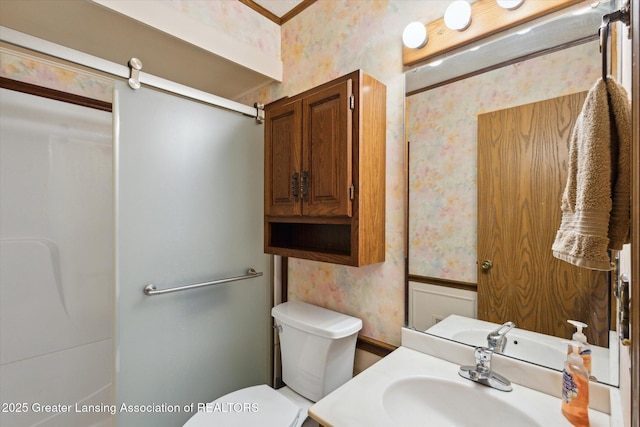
[562,343,590,427]
[567,320,592,374]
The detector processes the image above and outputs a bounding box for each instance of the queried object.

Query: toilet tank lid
[272,301,362,339]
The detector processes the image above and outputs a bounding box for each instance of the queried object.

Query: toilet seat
[183,385,305,427]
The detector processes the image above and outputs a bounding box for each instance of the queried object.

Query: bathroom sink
[382,376,540,427]
[426,315,613,383]
[451,329,565,368]
[309,342,611,427]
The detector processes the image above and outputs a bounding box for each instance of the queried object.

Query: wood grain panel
[303,80,352,217]
[237,0,316,25]
[356,335,397,357]
[355,73,387,265]
[264,100,302,217]
[263,70,385,266]
[477,92,610,346]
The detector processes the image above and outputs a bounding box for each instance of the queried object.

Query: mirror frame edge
[630,0,639,424]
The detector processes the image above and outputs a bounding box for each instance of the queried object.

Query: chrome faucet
[486,321,515,352]
[459,347,512,392]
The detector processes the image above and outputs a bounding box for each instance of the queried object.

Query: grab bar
[143,268,263,296]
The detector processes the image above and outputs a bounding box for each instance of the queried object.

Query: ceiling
[0,0,315,101]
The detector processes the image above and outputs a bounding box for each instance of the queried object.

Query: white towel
[552,76,631,271]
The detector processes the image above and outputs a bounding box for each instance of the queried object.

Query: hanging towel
[552,76,631,271]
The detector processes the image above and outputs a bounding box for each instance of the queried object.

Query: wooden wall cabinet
[264,70,386,266]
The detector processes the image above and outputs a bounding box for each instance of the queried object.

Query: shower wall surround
[1,48,114,427]
[0,85,113,427]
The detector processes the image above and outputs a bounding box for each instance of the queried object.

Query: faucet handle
[487,321,516,340]
[460,346,513,392]
[487,321,516,352]
[475,347,493,373]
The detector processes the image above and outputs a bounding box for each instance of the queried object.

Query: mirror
[405,1,620,387]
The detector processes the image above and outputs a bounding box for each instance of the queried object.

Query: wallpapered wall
[238,1,603,346]
[3,0,435,346]
[407,41,601,284]
[237,1,452,345]
[163,0,281,60]
[1,0,604,347]
[0,48,113,103]
[1,0,278,102]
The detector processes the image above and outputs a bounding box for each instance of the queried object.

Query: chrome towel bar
[143,268,263,296]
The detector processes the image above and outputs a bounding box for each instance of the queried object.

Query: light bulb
[402,22,428,49]
[444,1,472,31]
[496,0,524,10]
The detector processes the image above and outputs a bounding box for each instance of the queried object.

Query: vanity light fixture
[496,0,525,10]
[429,59,444,67]
[402,21,428,49]
[444,0,472,31]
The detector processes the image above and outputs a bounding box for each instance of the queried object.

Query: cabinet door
[302,79,353,217]
[265,100,302,216]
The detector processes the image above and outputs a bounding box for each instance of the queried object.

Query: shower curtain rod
[0,26,263,121]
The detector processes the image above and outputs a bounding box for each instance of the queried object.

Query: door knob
[481,260,493,271]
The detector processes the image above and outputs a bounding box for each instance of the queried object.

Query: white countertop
[309,346,610,427]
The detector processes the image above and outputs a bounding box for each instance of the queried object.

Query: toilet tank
[272,301,362,402]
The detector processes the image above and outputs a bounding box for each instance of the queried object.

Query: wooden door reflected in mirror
[477,92,610,347]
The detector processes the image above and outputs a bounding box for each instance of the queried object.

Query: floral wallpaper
[0,48,113,103]
[238,1,604,346]
[238,1,451,345]
[2,0,603,348]
[407,41,601,284]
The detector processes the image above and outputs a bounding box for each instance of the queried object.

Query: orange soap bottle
[562,343,590,427]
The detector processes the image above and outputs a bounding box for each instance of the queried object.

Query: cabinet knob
[481,260,493,271]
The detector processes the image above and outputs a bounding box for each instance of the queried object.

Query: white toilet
[183,300,362,427]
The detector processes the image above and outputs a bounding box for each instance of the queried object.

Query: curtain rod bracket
[128,58,143,90]
[254,102,265,124]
